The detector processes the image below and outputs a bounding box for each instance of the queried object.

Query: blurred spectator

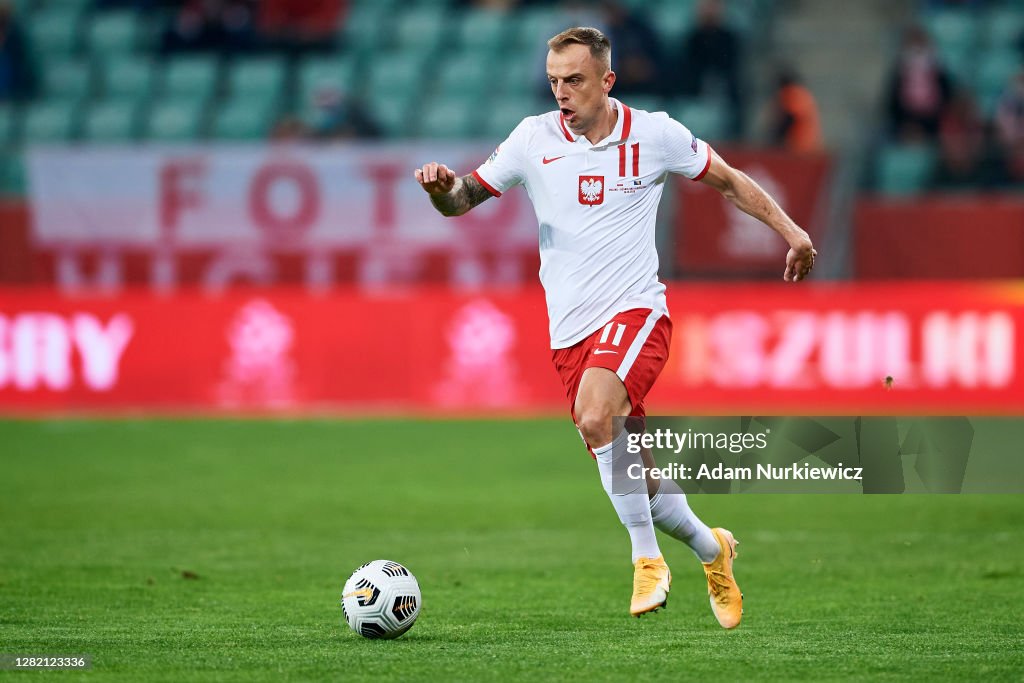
[306,86,380,140]
[768,67,823,153]
[270,115,309,142]
[600,1,663,97]
[257,0,342,53]
[162,0,258,54]
[932,89,989,188]
[674,0,743,137]
[994,69,1024,185]
[885,26,953,142]
[0,1,34,102]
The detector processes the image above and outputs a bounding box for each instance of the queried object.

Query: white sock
[649,477,720,563]
[594,431,662,563]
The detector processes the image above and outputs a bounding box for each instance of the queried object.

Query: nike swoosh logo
[542,156,566,164]
[593,350,618,355]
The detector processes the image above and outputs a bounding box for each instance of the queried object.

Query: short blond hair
[547,27,612,72]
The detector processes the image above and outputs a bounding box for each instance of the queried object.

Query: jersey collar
[558,98,632,148]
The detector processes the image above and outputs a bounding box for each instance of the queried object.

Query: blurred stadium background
[2,2,1024,678]
[0,0,1022,414]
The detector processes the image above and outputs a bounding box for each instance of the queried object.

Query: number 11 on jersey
[618,143,640,177]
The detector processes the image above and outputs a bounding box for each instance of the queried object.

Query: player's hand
[784,238,816,282]
[414,162,457,195]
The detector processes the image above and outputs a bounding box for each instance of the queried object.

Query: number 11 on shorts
[599,322,627,346]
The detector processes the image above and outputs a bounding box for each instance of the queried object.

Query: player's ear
[603,70,616,94]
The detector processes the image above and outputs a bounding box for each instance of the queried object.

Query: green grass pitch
[1,418,1022,681]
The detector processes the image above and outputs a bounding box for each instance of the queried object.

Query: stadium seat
[650,0,701,19]
[513,8,563,49]
[210,96,277,140]
[162,55,221,101]
[99,57,155,102]
[87,11,140,57]
[670,98,727,141]
[41,58,93,102]
[456,9,507,54]
[393,6,449,52]
[0,149,25,196]
[226,57,287,99]
[649,2,698,46]
[41,0,92,10]
[367,53,424,99]
[984,8,1024,49]
[936,43,975,85]
[144,99,207,142]
[27,9,82,60]
[876,144,937,196]
[617,0,655,11]
[624,96,666,115]
[297,55,359,110]
[481,95,549,139]
[22,100,79,143]
[724,0,761,35]
[498,54,547,97]
[365,92,419,138]
[925,10,979,52]
[977,50,1021,103]
[417,95,478,139]
[0,105,18,146]
[434,53,491,98]
[81,100,140,142]
[339,4,386,56]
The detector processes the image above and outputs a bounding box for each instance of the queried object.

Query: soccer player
[414,27,816,627]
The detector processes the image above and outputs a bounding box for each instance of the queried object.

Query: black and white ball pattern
[341,560,421,639]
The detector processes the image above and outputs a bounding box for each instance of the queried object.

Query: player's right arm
[414,162,493,217]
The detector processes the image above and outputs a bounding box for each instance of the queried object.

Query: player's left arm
[699,148,817,282]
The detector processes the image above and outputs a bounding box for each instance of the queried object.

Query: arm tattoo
[430,174,493,217]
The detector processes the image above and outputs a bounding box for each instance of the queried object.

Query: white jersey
[473,98,711,349]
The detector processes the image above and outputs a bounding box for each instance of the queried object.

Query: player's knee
[576,405,616,449]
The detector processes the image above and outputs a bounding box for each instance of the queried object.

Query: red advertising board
[650,282,1024,414]
[674,150,831,276]
[0,201,31,285]
[854,198,1024,279]
[1,283,1021,415]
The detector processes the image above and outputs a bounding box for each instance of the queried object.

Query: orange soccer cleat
[703,528,743,629]
[630,555,671,617]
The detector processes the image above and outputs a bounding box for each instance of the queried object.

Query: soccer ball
[341,560,421,639]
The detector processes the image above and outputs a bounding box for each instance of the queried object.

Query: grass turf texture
[1,419,1022,682]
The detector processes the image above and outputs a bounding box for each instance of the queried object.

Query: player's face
[546,44,614,135]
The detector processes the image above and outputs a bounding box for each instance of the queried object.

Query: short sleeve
[661,114,712,181]
[472,119,531,197]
